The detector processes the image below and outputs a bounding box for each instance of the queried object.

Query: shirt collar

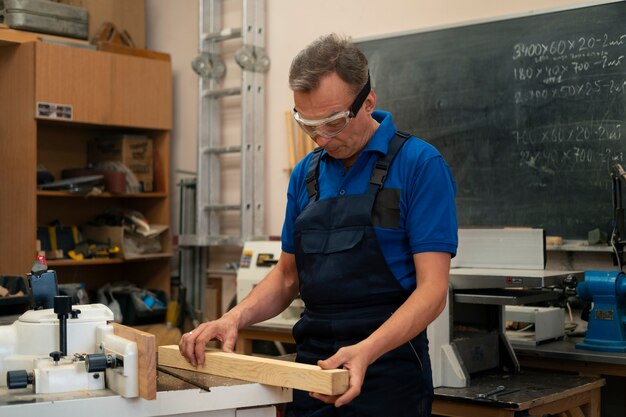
[365,110,398,156]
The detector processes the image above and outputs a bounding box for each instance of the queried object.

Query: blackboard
[357,2,626,240]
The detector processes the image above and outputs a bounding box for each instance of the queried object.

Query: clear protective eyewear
[293,74,371,138]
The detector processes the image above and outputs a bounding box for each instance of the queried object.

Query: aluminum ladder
[177,0,268,322]
[180,0,268,248]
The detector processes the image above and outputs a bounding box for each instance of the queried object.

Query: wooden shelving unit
[37,190,168,198]
[0,35,173,296]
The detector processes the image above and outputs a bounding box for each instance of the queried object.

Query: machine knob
[49,351,62,363]
[85,353,115,373]
[7,370,32,389]
[53,295,72,315]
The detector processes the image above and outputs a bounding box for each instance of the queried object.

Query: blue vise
[576,270,626,352]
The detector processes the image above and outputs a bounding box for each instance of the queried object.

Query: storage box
[82,225,168,259]
[111,288,166,326]
[88,135,153,192]
[54,0,145,48]
[1,0,89,39]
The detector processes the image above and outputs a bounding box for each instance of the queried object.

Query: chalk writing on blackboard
[357,2,626,239]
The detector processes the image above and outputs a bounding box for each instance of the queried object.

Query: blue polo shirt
[282,110,458,291]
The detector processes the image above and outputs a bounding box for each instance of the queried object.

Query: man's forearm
[359,252,450,365]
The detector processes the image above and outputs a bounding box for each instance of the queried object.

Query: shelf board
[37,190,167,198]
[546,239,612,253]
[48,253,172,267]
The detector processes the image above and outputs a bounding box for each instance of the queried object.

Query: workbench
[514,336,626,416]
[237,324,295,354]
[433,371,604,417]
[514,337,626,377]
[0,368,291,417]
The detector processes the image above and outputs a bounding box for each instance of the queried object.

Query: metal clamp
[192,52,226,80]
[235,45,270,73]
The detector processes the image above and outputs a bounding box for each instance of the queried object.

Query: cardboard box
[82,225,168,260]
[55,0,145,48]
[88,135,153,192]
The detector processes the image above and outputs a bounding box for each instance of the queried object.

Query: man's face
[293,72,375,166]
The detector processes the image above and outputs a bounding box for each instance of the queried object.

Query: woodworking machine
[427,229,581,388]
[237,240,304,328]
[0,297,138,397]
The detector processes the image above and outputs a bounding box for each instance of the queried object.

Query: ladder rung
[204,204,241,211]
[204,145,242,155]
[202,27,242,42]
[204,87,242,98]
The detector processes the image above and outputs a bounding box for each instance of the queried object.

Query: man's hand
[178,314,239,366]
[310,343,372,408]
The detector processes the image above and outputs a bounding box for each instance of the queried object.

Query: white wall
[146,0,598,238]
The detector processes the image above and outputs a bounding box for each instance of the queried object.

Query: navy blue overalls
[290,132,433,417]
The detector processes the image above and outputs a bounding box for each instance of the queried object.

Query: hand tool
[475,385,505,399]
[490,387,523,401]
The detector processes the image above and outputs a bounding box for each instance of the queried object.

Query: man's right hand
[178,313,240,366]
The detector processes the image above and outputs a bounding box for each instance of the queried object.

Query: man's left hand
[310,343,370,408]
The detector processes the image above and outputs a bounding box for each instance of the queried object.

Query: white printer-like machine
[427,228,580,388]
[237,240,304,329]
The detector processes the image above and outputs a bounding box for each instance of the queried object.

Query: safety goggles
[293,74,371,138]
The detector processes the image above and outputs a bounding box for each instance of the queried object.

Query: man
[179,33,458,416]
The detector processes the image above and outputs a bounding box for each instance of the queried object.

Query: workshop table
[237,323,295,354]
[433,371,604,417]
[0,368,291,417]
[514,337,626,377]
[514,336,626,416]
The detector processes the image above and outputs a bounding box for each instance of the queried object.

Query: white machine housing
[237,240,304,329]
[0,303,138,397]
[427,228,578,388]
[32,356,105,394]
[505,305,565,346]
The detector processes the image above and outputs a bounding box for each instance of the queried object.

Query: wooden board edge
[158,345,348,395]
[112,322,157,400]
[96,41,171,61]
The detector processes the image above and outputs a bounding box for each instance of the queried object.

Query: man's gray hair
[289,33,369,95]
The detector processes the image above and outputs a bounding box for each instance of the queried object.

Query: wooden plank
[112,323,156,400]
[432,400,513,417]
[568,407,586,417]
[236,326,295,354]
[158,345,348,395]
[528,389,600,417]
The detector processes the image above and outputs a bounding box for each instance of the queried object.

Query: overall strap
[367,131,410,195]
[305,147,324,203]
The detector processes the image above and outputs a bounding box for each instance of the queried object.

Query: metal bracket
[191,52,226,80]
[234,45,270,73]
